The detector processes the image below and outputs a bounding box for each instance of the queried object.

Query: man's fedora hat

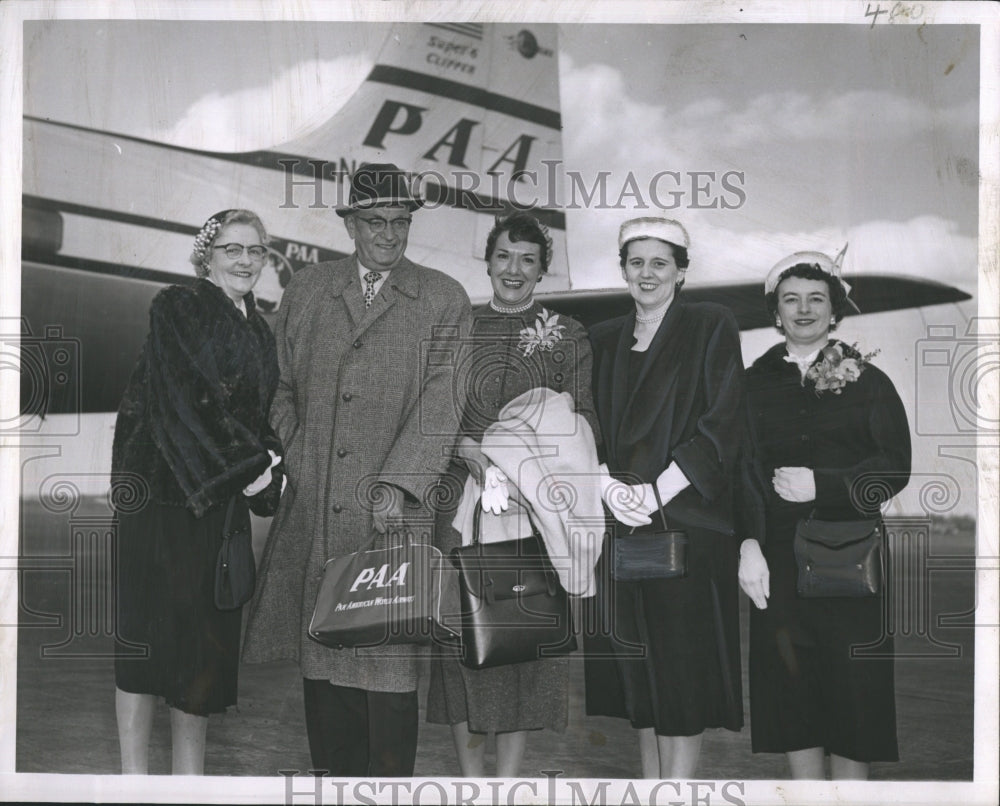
[335,163,423,217]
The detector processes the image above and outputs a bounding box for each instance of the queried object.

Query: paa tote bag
[309,530,459,649]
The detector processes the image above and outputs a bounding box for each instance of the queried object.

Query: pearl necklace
[635,302,671,324]
[490,298,534,314]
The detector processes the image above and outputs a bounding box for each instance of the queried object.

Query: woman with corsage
[584,216,745,778]
[426,211,602,777]
[737,248,911,779]
[111,209,284,774]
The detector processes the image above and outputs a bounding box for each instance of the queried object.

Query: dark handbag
[214,497,256,610]
[448,503,577,670]
[308,527,459,649]
[612,486,688,581]
[793,514,883,598]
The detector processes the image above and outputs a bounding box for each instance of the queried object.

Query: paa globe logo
[254,238,342,313]
[506,29,554,59]
[252,247,294,313]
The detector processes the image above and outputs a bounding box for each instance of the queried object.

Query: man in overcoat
[243,164,472,776]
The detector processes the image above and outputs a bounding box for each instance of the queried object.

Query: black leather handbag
[449,503,577,670]
[612,486,688,581]
[214,497,256,610]
[793,514,883,598]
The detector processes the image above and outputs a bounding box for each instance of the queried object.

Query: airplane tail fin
[274,22,567,299]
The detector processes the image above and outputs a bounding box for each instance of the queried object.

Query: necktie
[363,270,382,309]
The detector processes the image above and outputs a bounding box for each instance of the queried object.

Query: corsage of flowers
[518,308,565,357]
[804,341,879,395]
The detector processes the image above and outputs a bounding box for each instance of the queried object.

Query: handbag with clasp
[612,486,688,581]
[793,514,883,598]
[214,497,255,610]
[449,503,577,670]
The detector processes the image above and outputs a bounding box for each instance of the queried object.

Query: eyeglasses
[214,243,268,262]
[356,216,412,234]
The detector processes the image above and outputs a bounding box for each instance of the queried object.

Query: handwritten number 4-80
[866,2,924,28]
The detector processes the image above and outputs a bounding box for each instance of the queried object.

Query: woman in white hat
[737,249,911,778]
[584,216,745,778]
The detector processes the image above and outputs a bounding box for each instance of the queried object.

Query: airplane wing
[537,275,973,331]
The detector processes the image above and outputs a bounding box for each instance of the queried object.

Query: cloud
[568,213,978,294]
[150,54,373,152]
[560,53,977,163]
[558,54,978,294]
[560,56,672,165]
[704,90,978,149]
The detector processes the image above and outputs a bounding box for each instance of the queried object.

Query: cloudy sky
[19,15,987,517]
[23,19,979,291]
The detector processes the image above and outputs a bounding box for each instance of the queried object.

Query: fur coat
[111,278,282,517]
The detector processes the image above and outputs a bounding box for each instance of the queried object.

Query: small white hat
[764,244,859,312]
[618,217,690,250]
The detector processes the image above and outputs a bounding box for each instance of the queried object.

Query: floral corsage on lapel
[517,308,565,357]
[804,341,879,395]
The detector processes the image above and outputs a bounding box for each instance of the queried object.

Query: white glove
[773,466,816,503]
[738,539,770,610]
[598,463,653,527]
[244,449,281,496]
[655,462,690,505]
[480,465,510,515]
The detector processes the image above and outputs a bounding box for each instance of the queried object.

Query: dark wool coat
[111,278,282,518]
[589,298,745,534]
[738,340,911,760]
[738,339,912,542]
[242,255,472,692]
[583,298,746,731]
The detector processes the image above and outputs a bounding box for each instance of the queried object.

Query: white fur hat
[618,217,690,250]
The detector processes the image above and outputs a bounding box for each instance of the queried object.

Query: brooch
[517,308,566,357]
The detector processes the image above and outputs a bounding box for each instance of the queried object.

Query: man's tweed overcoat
[243,254,472,691]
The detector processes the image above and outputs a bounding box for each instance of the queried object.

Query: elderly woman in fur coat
[111,209,283,775]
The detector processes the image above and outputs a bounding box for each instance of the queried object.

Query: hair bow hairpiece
[191,210,237,263]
